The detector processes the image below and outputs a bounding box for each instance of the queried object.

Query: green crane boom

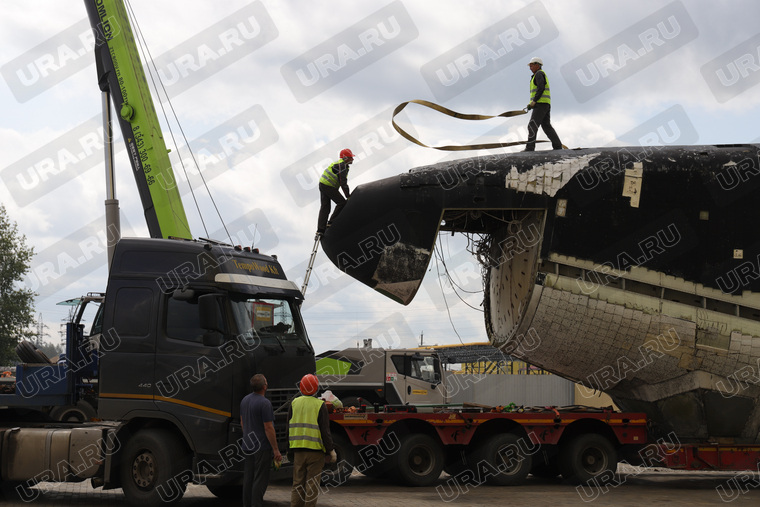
[84,0,192,240]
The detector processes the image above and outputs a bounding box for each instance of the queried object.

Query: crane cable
[125,0,233,244]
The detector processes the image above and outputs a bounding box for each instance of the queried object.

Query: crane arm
[84,0,192,240]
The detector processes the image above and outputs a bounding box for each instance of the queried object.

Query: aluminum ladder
[301,232,322,294]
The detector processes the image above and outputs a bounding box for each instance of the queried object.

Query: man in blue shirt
[240,374,282,507]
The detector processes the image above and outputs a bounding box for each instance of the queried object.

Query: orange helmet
[299,374,319,396]
[339,148,354,160]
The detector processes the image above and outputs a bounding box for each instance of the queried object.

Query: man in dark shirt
[240,374,282,507]
[525,57,563,151]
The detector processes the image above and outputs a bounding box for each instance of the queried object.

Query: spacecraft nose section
[320,176,440,305]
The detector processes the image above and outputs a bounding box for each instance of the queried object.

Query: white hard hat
[529,57,543,65]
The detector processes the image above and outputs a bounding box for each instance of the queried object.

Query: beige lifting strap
[391,99,547,151]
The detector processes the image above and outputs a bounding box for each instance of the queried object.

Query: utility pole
[419,330,424,347]
[35,313,48,347]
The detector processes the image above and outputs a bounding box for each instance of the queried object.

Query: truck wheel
[120,429,190,507]
[49,400,97,422]
[394,434,444,487]
[469,433,533,486]
[321,434,355,487]
[559,433,617,485]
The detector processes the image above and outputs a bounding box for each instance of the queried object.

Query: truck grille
[267,388,300,449]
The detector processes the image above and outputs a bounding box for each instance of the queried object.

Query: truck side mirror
[202,331,224,347]
[198,294,224,333]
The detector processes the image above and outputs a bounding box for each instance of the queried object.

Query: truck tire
[559,433,617,485]
[469,433,533,486]
[49,400,97,422]
[15,340,51,364]
[394,434,444,487]
[120,429,190,507]
[321,434,355,487]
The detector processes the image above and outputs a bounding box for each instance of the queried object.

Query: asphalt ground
[3,467,760,507]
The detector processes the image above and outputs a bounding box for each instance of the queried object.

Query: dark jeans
[525,103,562,151]
[317,183,346,232]
[243,448,272,507]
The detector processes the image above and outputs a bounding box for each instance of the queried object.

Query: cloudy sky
[1,0,759,354]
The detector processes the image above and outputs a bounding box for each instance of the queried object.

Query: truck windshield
[230,296,309,349]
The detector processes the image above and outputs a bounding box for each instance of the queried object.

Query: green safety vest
[318,159,347,188]
[288,396,326,452]
[530,70,551,104]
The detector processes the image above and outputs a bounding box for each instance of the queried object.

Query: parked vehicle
[316,347,448,407]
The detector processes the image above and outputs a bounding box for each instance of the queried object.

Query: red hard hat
[299,374,319,396]
[339,148,354,160]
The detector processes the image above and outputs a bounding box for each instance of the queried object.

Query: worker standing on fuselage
[317,149,354,235]
[524,57,563,151]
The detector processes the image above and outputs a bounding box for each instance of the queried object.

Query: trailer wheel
[394,434,444,487]
[321,434,355,487]
[120,429,190,507]
[470,433,533,486]
[559,433,617,484]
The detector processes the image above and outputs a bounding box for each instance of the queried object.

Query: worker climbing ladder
[301,232,322,294]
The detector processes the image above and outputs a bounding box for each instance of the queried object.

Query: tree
[0,206,36,365]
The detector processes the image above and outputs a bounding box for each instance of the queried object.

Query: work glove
[527,101,536,110]
[326,450,337,464]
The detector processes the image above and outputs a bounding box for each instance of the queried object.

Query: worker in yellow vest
[288,373,335,507]
[317,149,354,235]
[524,57,563,151]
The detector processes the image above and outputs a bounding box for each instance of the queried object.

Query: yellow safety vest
[530,70,551,104]
[318,159,347,188]
[288,396,326,452]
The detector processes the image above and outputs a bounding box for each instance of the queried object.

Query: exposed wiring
[433,244,465,345]
[435,235,484,300]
